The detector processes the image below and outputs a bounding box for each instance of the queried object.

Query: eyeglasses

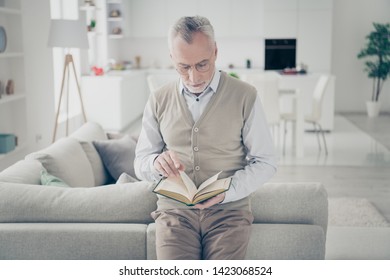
[175,59,212,75]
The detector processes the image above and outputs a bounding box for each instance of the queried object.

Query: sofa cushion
[251,182,328,233]
[70,122,110,186]
[26,138,95,188]
[0,223,148,260]
[69,122,108,142]
[246,224,326,260]
[79,141,111,186]
[117,172,139,184]
[0,159,44,185]
[0,181,157,223]
[40,170,70,187]
[93,135,137,181]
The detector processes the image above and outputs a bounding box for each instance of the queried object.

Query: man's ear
[214,43,218,58]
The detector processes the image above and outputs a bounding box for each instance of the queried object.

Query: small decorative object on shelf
[0,26,7,53]
[246,59,251,69]
[0,134,16,154]
[91,66,104,76]
[6,79,14,95]
[112,27,122,35]
[88,19,96,32]
[84,0,95,6]
[0,80,3,98]
[135,56,141,69]
[110,10,121,18]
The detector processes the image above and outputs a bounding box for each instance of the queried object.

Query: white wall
[331,0,390,113]
[22,0,55,153]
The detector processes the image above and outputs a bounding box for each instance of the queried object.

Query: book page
[197,171,222,192]
[179,171,198,200]
[154,176,189,198]
[198,177,231,196]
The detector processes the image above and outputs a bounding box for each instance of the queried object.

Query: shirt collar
[179,70,221,96]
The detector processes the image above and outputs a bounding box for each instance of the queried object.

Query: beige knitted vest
[151,72,257,210]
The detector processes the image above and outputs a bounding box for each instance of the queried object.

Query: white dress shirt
[134,70,277,204]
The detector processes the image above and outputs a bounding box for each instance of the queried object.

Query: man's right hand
[153,150,184,177]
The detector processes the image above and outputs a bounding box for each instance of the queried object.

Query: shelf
[0,52,24,59]
[80,5,97,11]
[108,34,124,39]
[0,143,26,160]
[107,17,123,21]
[0,7,21,15]
[0,93,26,105]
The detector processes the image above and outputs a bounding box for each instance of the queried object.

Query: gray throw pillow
[93,135,137,181]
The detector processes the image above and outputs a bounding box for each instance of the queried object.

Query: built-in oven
[264,39,296,70]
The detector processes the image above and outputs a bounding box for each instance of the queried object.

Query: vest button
[193,146,199,152]
[194,127,199,132]
[195,166,200,171]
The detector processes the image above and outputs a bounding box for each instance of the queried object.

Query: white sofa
[0,122,328,259]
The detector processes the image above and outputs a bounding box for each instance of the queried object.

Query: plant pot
[366,101,381,117]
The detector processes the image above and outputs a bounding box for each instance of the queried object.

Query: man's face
[170,32,217,94]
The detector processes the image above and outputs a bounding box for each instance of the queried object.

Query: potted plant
[357,22,390,117]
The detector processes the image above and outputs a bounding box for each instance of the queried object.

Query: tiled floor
[271,114,390,222]
[271,113,390,260]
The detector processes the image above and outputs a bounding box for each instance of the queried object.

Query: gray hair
[168,16,215,51]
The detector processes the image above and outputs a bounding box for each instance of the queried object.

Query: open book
[153,171,231,206]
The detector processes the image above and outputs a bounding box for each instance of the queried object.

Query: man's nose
[188,67,201,82]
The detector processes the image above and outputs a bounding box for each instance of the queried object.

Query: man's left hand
[194,193,225,209]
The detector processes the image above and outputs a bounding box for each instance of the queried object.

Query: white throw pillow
[0,159,44,185]
[26,138,95,187]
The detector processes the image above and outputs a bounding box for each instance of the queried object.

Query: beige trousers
[151,208,254,260]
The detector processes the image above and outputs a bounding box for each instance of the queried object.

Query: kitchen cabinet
[81,71,148,132]
[0,0,27,160]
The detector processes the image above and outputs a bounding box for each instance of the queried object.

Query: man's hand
[195,193,225,209]
[154,150,184,177]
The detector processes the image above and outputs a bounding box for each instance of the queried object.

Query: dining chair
[146,75,160,94]
[242,72,282,146]
[281,75,330,155]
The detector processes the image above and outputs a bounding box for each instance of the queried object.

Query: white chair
[281,75,330,155]
[146,74,177,95]
[242,72,281,145]
[146,75,160,94]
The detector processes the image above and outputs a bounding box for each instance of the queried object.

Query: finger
[158,152,182,176]
[168,151,183,172]
[156,156,177,177]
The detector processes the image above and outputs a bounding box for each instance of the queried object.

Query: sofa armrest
[251,182,328,234]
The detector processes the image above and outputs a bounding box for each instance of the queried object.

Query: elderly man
[135,16,277,260]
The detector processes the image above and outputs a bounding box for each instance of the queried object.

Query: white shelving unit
[0,0,27,159]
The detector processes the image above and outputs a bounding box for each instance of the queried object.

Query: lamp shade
[48,19,89,49]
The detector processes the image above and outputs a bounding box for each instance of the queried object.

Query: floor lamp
[48,19,89,142]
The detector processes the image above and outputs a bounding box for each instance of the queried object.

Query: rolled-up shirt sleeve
[223,95,278,204]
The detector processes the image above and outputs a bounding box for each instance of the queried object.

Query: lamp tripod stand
[52,54,87,142]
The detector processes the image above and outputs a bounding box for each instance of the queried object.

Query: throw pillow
[26,138,95,188]
[40,170,70,187]
[116,172,139,184]
[93,135,138,181]
[0,159,44,185]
